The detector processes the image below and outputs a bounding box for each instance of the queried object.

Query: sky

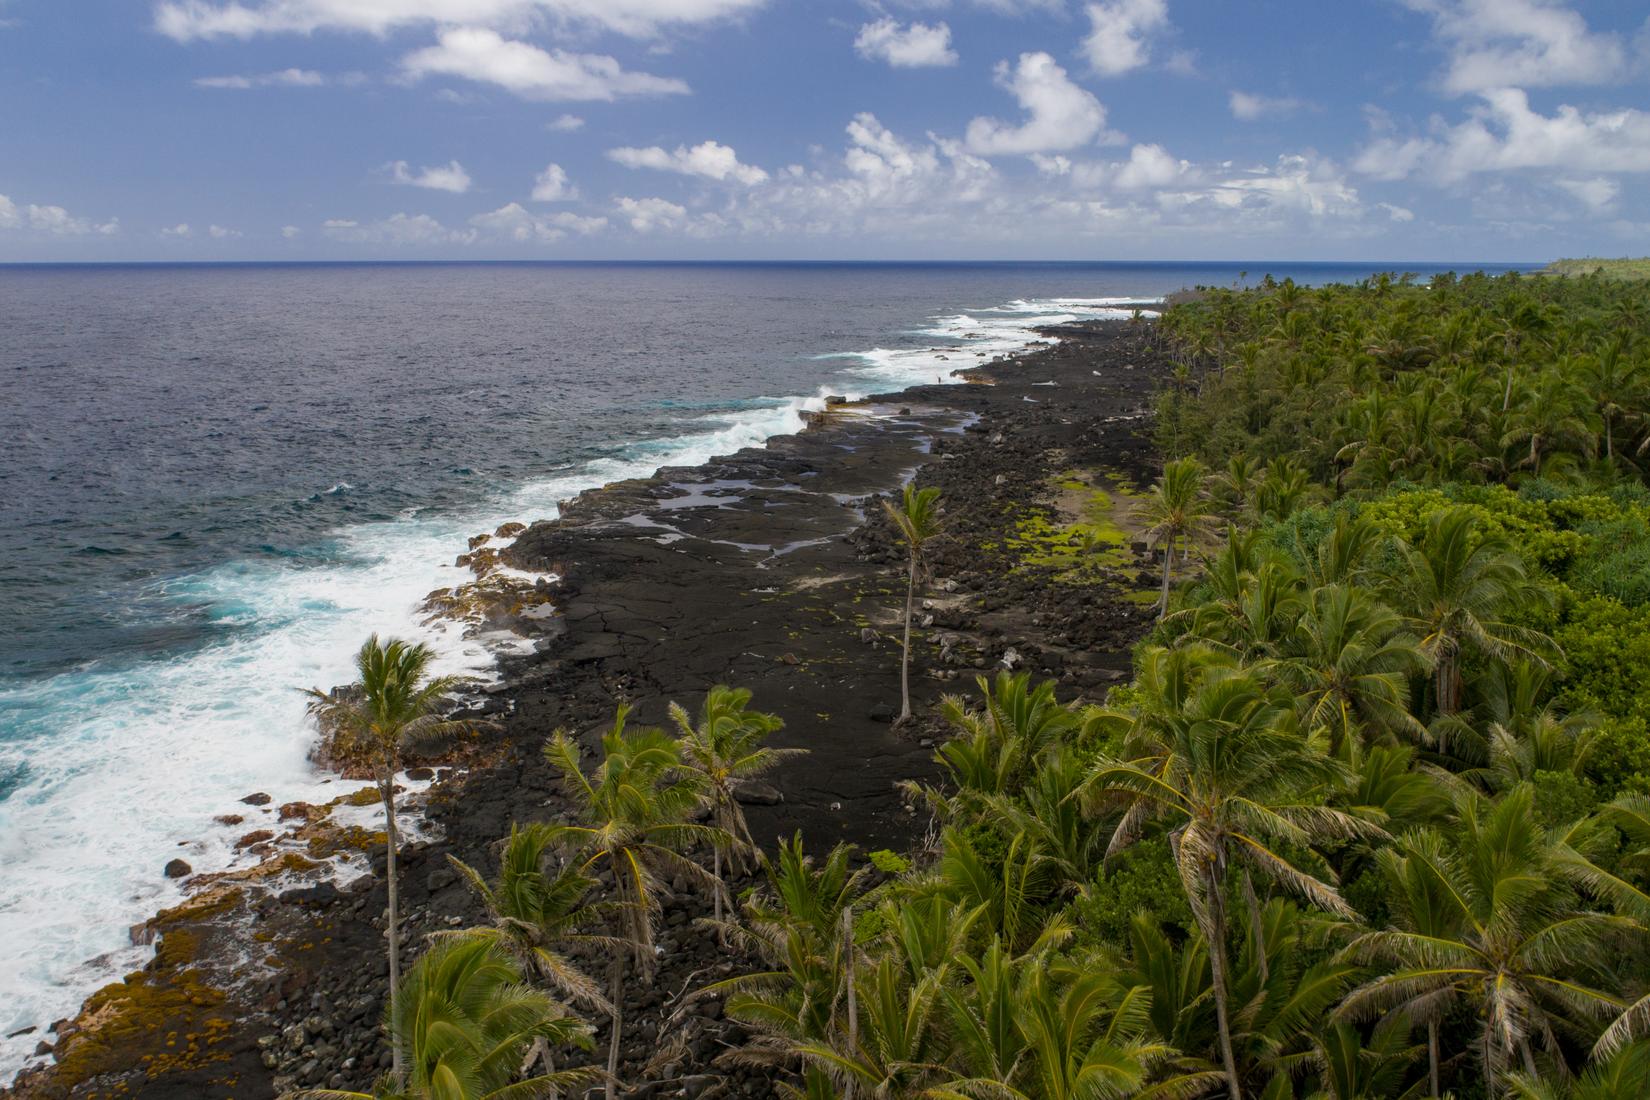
[1,0,1648,261]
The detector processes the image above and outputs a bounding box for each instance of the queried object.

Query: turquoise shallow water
[0,259,1530,1078]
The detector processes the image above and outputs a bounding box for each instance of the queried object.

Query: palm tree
[1123,898,1358,1097]
[1277,584,1428,759]
[1309,1015,1422,1100]
[1572,795,1650,1060]
[930,672,1078,806]
[1338,787,1630,1089]
[1576,337,1645,464]
[883,484,945,722]
[304,634,468,1090]
[671,685,797,935]
[711,836,870,1098]
[1138,457,1216,618]
[1502,367,1596,476]
[1508,1041,1650,1100]
[929,943,1225,1100]
[1384,507,1556,717]
[1083,652,1377,1100]
[1484,661,1599,786]
[542,705,717,1100]
[445,823,615,1086]
[297,936,597,1100]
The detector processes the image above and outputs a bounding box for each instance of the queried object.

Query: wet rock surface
[4,322,1169,1100]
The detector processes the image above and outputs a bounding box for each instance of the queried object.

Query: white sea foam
[0,292,1145,1082]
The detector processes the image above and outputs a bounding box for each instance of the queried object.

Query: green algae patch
[1002,470,1146,582]
[306,824,387,859]
[47,933,235,1092]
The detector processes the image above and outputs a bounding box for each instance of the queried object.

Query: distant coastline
[1544,256,1650,279]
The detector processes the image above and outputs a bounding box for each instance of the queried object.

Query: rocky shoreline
[4,319,1170,1100]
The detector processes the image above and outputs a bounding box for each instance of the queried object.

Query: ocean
[0,259,1527,1078]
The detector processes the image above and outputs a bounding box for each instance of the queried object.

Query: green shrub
[1072,838,1193,946]
[867,849,911,875]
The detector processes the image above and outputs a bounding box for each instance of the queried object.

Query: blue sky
[1,0,1647,261]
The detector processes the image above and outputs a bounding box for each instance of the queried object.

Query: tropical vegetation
[305,268,1650,1099]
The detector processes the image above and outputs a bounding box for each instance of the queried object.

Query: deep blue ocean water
[0,259,1530,1077]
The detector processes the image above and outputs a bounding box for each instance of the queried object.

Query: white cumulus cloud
[547,113,584,132]
[1159,154,1361,219]
[388,159,473,193]
[1082,0,1170,77]
[208,224,242,238]
[608,140,768,184]
[162,222,193,237]
[470,202,607,241]
[401,28,690,102]
[1354,88,1650,183]
[1113,143,1189,189]
[1399,0,1631,96]
[281,225,302,238]
[531,163,578,201]
[615,195,687,232]
[0,194,120,235]
[964,52,1110,156]
[854,19,957,68]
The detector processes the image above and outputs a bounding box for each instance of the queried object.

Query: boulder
[732,782,783,807]
[163,858,192,879]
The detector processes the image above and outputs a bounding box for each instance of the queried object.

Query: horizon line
[0,257,1545,268]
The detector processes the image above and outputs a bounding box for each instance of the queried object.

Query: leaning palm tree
[304,634,468,1091]
[1384,507,1556,717]
[1338,786,1631,1090]
[1083,650,1378,1100]
[296,936,598,1100]
[542,706,719,1100]
[445,823,616,1086]
[883,484,945,722]
[1138,457,1216,618]
[671,685,798,934]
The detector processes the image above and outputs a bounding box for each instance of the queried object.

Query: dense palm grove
[308,270,1650,1100]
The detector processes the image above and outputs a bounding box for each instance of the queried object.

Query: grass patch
[1544,257,1650,280]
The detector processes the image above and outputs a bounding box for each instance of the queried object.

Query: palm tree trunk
[898,554,916,720]
[380,770,404,1091]
[1206,863,1243,1100]
[1435,645,1460,716]
[529,1035,559,1099]
[606,954,624,1100]
[713,844,725,948]
[1158,540,1176,619]
[1427,1018,1440,1097]
[842,906,858,1100]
